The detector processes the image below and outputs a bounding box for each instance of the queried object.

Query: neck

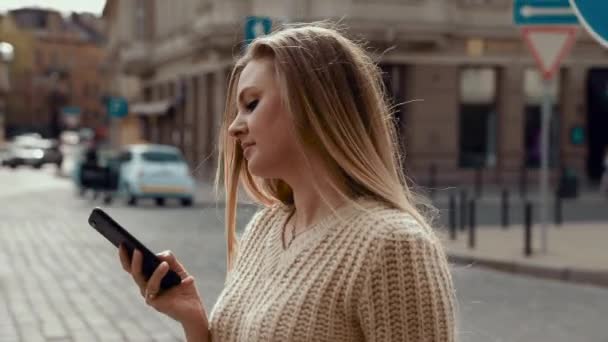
[284,174,348,230]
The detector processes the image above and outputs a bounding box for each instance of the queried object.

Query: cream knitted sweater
[209,197,456,341]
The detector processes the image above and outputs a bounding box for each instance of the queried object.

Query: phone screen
[88,207,182,290]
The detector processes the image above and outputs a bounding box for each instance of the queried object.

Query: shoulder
[241,203,282,236]
[351,198,435,244]
[349,198,446,270]
[238,202,289,243]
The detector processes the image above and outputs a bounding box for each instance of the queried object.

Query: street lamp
[0,41,15,144]
[0,41,14,91]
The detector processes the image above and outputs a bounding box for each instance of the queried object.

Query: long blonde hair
[215,23,433,273]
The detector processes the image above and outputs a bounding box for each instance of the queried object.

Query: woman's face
[228,58,302,178]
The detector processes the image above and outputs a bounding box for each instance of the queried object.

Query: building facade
[103,0,608,185]
[6,8,106,139]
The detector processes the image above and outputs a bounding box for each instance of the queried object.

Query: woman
[119,24,456,341]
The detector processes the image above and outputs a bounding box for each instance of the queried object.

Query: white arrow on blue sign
[513,0,579,26]
[245,16,272,45]
[569,0,608,48]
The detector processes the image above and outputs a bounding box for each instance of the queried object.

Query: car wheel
[155,198,166,206]
[103,193,113,205]
[180,198,193,207]
[33,162,42,169]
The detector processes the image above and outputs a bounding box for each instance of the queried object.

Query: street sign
[245,16,272,45]
[61,106,81,129]
[513,0,579,255]
[569,0,608,48]
[107,96,128,118]
[570,126,585,145]
[521,26,577,80]
[514,0,579,26]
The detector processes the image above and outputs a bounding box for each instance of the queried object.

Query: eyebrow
[237,86,256,105]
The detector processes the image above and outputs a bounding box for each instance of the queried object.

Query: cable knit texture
[209,197,456,341]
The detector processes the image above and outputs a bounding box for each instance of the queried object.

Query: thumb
[157,251,189,279]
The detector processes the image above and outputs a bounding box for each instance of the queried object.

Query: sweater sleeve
[356,228,456,342]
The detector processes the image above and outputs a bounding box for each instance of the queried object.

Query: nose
[228,113,247,139]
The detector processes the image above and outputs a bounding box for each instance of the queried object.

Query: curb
[448,253,608,289]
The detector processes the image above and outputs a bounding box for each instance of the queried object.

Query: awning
[130,100,173,116]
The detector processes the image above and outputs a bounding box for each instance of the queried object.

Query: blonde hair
[215,23,434,273]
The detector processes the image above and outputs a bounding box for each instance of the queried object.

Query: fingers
[118,244,131,272]
[157,250,189,279]
[130,249,147,292]
[145,261,169,302]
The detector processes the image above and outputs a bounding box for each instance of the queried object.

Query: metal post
[475,166,483,198]
[554,194,562,226]
[539,78,552,254]
[501,188,509,229]
[449,193,457,240]
[468,199,476,249]
[524,201,533,257]
[459,189,467,232]
[520,164,527,199]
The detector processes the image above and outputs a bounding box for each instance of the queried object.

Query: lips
[241,142,255,158]
[241,142,255,150]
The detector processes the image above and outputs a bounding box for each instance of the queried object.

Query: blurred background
[0,1,607,342]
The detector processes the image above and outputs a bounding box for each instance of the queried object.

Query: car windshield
[141,151,183,163]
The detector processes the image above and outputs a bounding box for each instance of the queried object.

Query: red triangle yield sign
[522,26,578,80]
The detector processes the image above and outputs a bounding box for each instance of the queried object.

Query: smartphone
[87,207,182,290]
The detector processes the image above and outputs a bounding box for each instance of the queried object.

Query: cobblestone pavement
[1,167,607,342]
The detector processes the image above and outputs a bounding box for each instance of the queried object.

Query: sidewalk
[193,181,608,287]
[438,223,608,288]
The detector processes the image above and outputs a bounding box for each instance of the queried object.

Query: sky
[0,0,105,15]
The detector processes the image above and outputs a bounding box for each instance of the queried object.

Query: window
[134,0,147,40]
[459,67,498,168]
[523,69,560,168]
[379,64,408,154]
[141,151,183,163]
[118,151,132,163]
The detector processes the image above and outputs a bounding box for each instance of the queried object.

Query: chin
[246,157,280,179]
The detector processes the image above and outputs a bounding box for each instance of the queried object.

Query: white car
[117,144,196,206]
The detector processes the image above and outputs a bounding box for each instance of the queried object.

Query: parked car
[116,144,195,206]
[1,134,63,169]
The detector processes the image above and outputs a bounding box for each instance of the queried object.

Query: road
[0,166,607,341]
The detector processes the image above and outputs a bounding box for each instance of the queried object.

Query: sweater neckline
[268,197,369,263]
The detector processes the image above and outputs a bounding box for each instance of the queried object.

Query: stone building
[103,0,608,184]
[6,8,106,138]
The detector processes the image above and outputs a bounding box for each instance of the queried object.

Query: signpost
[244,16,272,45]
[569,1,608,48]
[514,0,578,254]
[107,96,129,118]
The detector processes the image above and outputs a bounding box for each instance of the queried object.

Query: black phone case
[88,207,182,290]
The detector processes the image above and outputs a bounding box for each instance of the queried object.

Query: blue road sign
[570,0,608,48]
[245,16,272,45]
[514,0,578,26]
[107,96,128,118]
[61,106,81,115]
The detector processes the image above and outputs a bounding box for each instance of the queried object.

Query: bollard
[449,193,457,240]
[520,164,528,199]
[554,194,562,226]
[524,202,533,257]
[429,163,437,199]
[459,189,467,232]
[474,166,483,198]
[501,188,509,229]
[468,199,476,249]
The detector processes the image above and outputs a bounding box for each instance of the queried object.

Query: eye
[246,99,259,112]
